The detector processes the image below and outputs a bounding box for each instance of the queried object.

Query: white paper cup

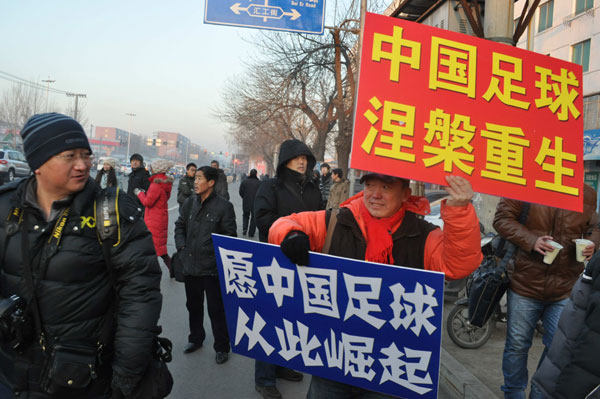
[543,240,563,264]
[574,239,594,262]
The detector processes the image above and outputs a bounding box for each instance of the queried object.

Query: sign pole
[349,0,367,197]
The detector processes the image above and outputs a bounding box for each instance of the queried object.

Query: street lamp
[41,78,55,112]
[125,113,136,161]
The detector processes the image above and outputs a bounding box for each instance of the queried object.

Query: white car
[0,149,31,183]
[424,196,449,229]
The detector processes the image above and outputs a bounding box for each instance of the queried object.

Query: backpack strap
[322,209,339,255]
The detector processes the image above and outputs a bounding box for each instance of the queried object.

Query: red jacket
[269,193,483,280]
[137,173,173,256]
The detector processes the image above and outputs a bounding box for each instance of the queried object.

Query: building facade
[514,0,600,202]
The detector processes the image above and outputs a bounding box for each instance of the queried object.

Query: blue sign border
[213,234,445,398]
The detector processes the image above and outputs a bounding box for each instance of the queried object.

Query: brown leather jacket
[493,184,600,302]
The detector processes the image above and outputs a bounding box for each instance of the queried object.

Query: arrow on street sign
[230,2,301,22]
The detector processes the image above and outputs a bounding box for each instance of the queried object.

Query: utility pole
[41,78,55,112]
[66,93,86,121]
[125,113,136,161]
[348,0,368,196]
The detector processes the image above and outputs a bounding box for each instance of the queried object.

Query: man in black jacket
[127,153,150,209]
[210,160,230,200]
[319,162,332,208]
[177,162,197,206]
[0,113,162,398]
[253,139,322,399]
[239,168,260,237]
[174,166,237,365]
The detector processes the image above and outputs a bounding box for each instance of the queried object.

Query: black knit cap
[130,153,144,163]
[21,113,91,171]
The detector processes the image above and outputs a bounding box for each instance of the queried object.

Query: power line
[0,70,71,94]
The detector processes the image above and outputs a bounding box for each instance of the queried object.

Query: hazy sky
[0,0,276,153]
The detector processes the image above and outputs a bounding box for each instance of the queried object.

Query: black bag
[172,251,185,283]
[130,336,173,399]
[467,256,510,327]
[468,203,530,328]
[40,344,98,394]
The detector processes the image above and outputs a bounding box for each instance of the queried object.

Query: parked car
[424,195,449,229]
[0,149,31,183]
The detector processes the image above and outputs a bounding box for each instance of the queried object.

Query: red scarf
[359,201,406,264]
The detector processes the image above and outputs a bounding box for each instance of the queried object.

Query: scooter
[446,234,500,349]
[446,235,544,349]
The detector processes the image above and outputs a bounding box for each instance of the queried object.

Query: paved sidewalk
[441,299,545,398]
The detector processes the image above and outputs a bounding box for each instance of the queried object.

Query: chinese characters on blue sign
[204,0,325,35]
[213,234,445,398]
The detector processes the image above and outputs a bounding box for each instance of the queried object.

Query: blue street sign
[204,0,326,35]
[213,234,445,398]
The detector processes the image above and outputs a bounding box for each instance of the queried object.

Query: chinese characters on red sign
[351,13,584,211]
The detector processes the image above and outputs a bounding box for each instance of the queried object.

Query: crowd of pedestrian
[0,113,599,399]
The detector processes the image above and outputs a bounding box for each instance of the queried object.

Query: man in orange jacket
[268,173,483,399]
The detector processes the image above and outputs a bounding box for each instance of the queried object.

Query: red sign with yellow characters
[351,13,584,212]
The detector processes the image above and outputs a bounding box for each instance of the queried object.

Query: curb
[440,348,500,399]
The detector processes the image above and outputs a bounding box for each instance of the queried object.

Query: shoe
[183,342,202,354]
[215,352,229,364]
[255,385,282,399]
[242,230,247,236]
[276,367,303,382]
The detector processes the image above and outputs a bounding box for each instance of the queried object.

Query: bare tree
[0,83,52,147]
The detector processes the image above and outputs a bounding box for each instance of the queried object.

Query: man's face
[285,155,307,174]
[332,172,340,182]
[321,166,329,176]
[131,159,141,169]
[36,148,92,197]
[194,170,215,195]
[210,162,218,169]
[186,166,197,178]
[363,178,410,218]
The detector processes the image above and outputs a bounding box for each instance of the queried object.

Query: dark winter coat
[239,175,260,212]
[137,173,173,257]
[493,184,600,301]
[254,139,322,242]
[0,177,162,398]
[532,257,600,399]
[177,175,195,205]
[215,169,229,200]
[127,167,150,208]
[94,168,118,189]
[319,172,333,206]
[174,191,237,277]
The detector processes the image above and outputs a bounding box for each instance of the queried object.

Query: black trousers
[184,275,230,353]
[242,208,256,237]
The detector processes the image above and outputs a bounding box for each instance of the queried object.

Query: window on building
[538,1,554,32]
[576,0,594,15]
[572,39,591,72]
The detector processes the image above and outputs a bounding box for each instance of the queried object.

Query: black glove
[280,231,310,266]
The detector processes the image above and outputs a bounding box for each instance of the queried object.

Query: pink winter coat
[137,173,173,256]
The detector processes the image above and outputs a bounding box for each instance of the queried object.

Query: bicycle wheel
[446,303,494,349]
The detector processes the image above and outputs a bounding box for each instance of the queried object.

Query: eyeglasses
[53,152,95,163]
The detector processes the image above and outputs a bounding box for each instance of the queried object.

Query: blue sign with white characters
[213,234,445,398]
[204,0,325,35]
